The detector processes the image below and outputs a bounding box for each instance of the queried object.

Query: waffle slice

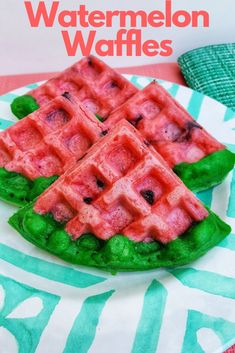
[11,56,138,120]
[0,93,107,205]
[9,120,231,272]
[105,81,235,191]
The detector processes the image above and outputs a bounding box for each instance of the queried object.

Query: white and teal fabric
[0,76,235,353]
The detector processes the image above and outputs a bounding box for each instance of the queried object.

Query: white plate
[0,75,235,353]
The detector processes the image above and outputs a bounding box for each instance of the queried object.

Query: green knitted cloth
[178,43,235,111]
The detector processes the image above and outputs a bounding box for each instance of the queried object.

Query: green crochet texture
[178,43,235,111]
[11,95,39,119]
[0,168,58,206]
[9,203,231,273]
[174,149,235,192]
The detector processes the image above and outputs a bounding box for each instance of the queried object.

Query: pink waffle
[34,120,208,244]
[28,56,138,119]
[0,94,106,179]
[105,81,224,167]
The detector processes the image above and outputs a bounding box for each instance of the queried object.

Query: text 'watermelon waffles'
[0,93,108,206]
[9,120,231,273]
[10,56,138,120]
[105,81,235,191]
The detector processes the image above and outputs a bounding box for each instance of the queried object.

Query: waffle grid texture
[34,120,208,244]
[106,81,224,167]
[28,55,138,119]
[0,95,105,179]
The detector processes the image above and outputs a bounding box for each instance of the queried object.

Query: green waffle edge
[0,168,58,207]
[8,202,231,273]
[173,149,235,192]
[10,95,39,119]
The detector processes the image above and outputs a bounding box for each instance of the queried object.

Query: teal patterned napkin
[178,43,235,111]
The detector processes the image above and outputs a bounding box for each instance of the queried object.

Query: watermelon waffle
[10,56,138,120]
[9,120,231,272]
[0,93,107,206]
[105,81,235,192]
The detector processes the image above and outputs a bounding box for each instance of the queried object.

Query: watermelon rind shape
[8,120,231,271]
